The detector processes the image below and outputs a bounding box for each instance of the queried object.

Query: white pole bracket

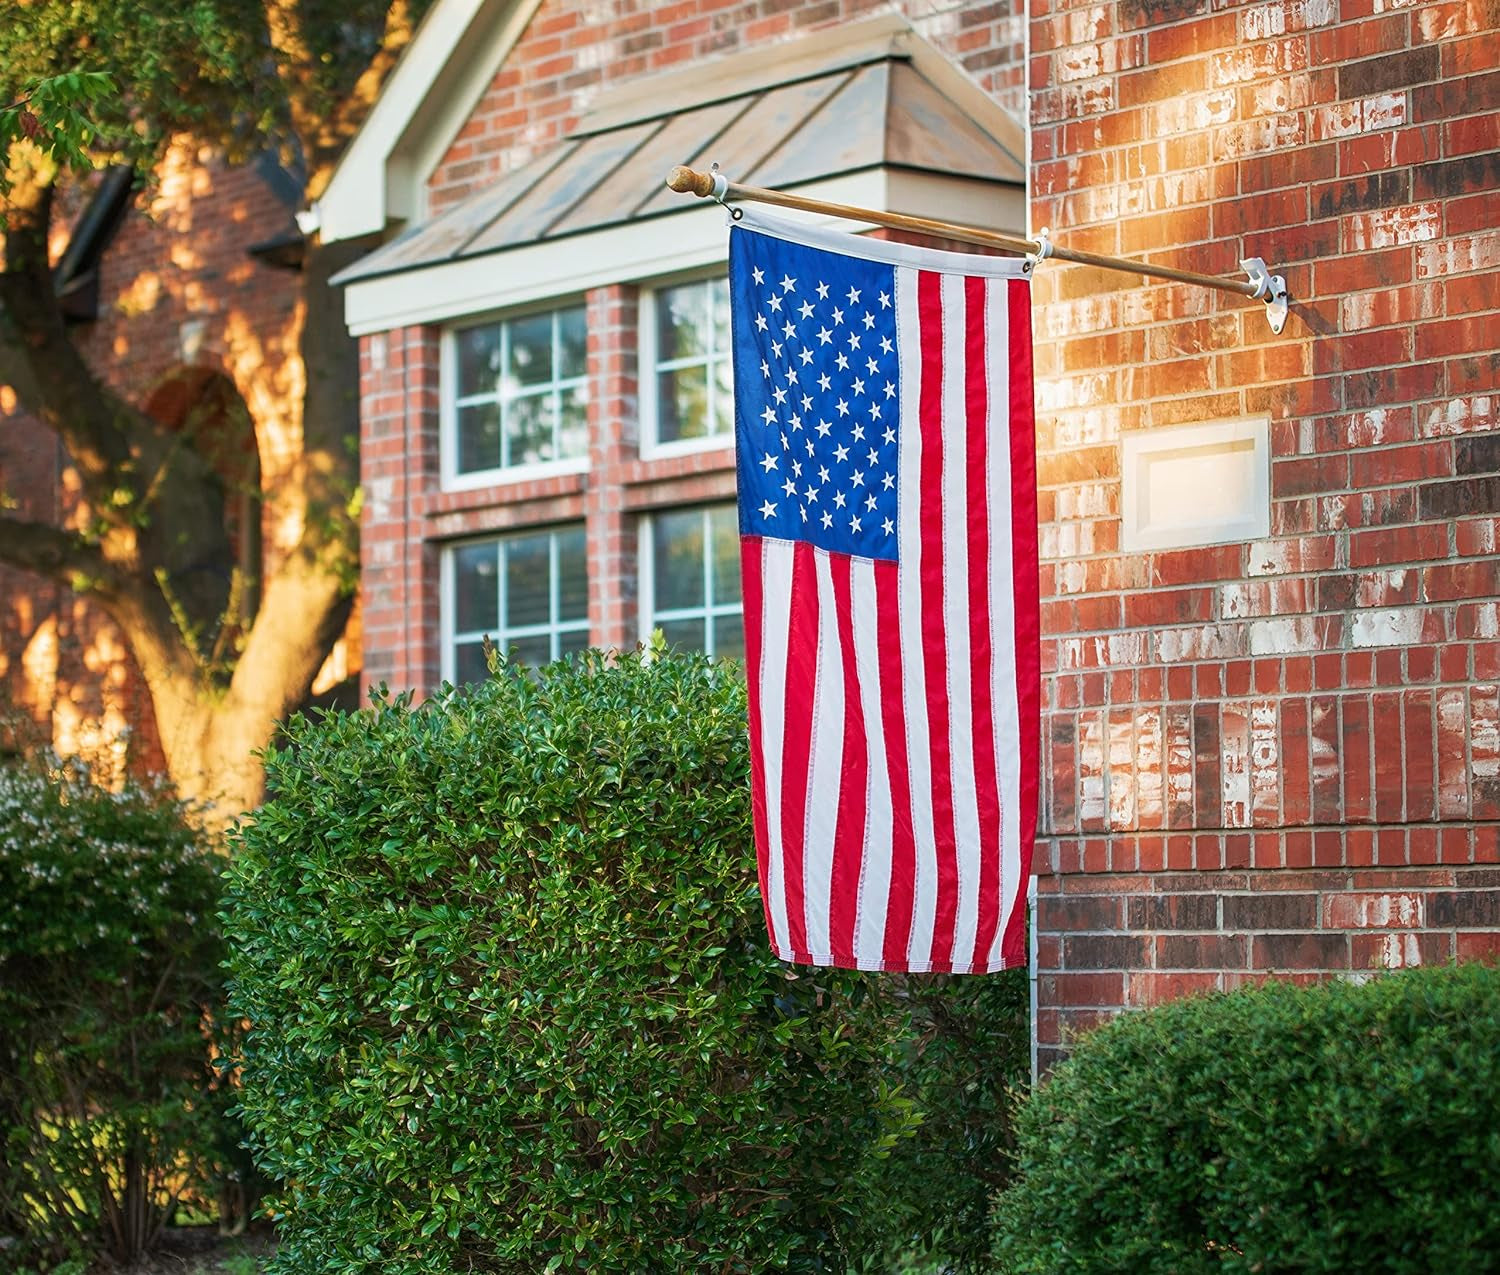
[1241,257,1289,335]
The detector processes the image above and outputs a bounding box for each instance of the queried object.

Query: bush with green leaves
[993,962,1500,1274]
[227,648,1019,1273]
[0,759,229,1268]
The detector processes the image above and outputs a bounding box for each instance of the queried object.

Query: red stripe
[917,269,957,973]
[827,554,868,966]
[780,539,820,961]
[1002,276,1041,968]
[875,558,916,968]
[740,537,776,952]
[965,276,1002,971]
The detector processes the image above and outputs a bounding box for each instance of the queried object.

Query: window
[448,305,588,480]
[445,525,589,681]
[643,504,743,659]
[645,277,733,451]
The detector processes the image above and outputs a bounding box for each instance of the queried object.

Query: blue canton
[730,226,900,562]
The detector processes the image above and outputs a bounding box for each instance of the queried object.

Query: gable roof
[317,0,545,243]
[336,15,1025,286]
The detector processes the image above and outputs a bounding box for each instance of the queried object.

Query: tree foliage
[0,0,429,823]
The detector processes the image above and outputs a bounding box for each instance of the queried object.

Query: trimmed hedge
[0,760,229,1268]
[225,649,1026,1273]
[993,963,1500,1274]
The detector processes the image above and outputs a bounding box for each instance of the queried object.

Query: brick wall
[426,0,1027,213]
[1028,0,1500,1067]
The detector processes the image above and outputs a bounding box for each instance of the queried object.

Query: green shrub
[0,759,228,1268]
[226,649,967,1273]
[993,963,1500,1275]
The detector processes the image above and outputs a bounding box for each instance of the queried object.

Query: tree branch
[0,513,109,587]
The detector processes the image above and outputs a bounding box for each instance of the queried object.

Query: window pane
[456,325,501,397]
[713,355,734,425]
[653,509,705,612]
[505,394,554,467]
[506,634,553,667]
[556,528,589,622]
[710,277,731,354]
[713,615,746,662]
[658,283,709,363]
[558,627,590,658]
[557,306,587,380]
[457,403,502,474]
[557,384,588,461]
[659,366,708,444]
[709,506,741,606]
[453,640,490,686]
[658,617,706,653]
[454,542,499,633]
[504,533,552,630]
[507,313,553,388]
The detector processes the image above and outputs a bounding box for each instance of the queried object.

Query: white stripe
[987,278,1024,966]
[849,556,892,967]
[759,538,795,958]
[802,549,844,961]
[941,274,983,971]
[895,264,937,968]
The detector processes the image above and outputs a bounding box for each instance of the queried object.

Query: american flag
[729,210,1039,974]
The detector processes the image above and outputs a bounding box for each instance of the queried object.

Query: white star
[771,340,783,359]
[780,432,789,450]
[816,419,832,437]
[800,349,813,366]
[768,294,782,312]
[752,267,765,285]
[835,353,850,371]
[791,459,803,478]
[882,473,895,490]
[821,511,833,529]
[868,448,880,466]
[884,381,895,399]
[852,377,865,396]
[870,404,881,420]
[835,399,849,417]
[787,369,799,386]
[783,320,796,339]
[799,300,815,319]
[759,499,777,519]
[755,313,768,331]
[883,426,896,445]
[848,333,861,351]
[831,306,845,325]
[817,327,833,346]
[834,491,847,509]
[783,477,797,497]
[866,357,879,374]
[851,470,864,488]
[760,359,770,378]
[760,453,779,472]
[801,395,813,411]
[816,281,830,299]
[805,486,819,503]
[850,515,862,533]
[760,405,776,426]
[882,517,894,535]
[817,373,832,391]
[789,413,803,431]
[863,312,875,329]
[772,386,787,404]
[866,494,878,512]
[833,443,849,463]
[879,290,891,309]
[804,438,815,456]
[780,274,796,292]
[800,505,808,522]
[880,336,894,354]
[818,465,830,483]
[847,286,861,304]
[852,424,865,442]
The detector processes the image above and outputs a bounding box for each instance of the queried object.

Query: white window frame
[440,300,591,492]
[440,524,590,682]
[638,503,744,657]
[639,271,736,460]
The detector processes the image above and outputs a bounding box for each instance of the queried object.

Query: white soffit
[317,0,543,243]
[342,168,1023,335]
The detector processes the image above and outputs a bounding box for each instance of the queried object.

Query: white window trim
[638,505,744,656]
[639,273,737,461]
[439,303,591,492]
[440,526,590,683]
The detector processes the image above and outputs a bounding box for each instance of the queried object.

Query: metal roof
[336,19,1025,286]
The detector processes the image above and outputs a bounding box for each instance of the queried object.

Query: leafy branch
[0,71,116,194]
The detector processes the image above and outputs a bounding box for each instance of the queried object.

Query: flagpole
[665,165,1290,332]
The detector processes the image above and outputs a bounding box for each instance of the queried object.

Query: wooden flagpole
[666,165,1289,332]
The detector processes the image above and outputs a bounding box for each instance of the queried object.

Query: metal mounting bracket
[1241,257,1289,335]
